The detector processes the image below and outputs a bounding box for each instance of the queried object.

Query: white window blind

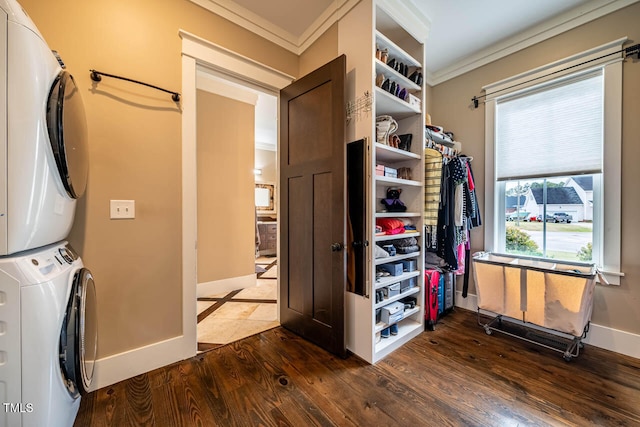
[495,71,603,181]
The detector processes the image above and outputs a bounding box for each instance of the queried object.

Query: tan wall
[196,90,255,283]
[255,148,277,184]
[19,0,297,357]
[430,2,640,334]
[299,23,339,77]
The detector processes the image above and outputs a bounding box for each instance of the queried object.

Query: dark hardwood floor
[75,309,640,426]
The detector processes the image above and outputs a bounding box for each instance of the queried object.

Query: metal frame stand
[477,309,589,362]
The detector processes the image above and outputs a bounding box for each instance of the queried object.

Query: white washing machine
[0,0,89,255]
[0,241,97,427]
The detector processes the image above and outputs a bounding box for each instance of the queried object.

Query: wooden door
[279,55,346,357]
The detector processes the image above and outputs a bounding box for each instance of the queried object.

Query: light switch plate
[110,200,135,219]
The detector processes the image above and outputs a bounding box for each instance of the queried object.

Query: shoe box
[401,259,416,272]
[400,276,416,292]
[381,301,405,324]
[380,262,403,276]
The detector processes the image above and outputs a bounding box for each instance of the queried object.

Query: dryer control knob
[59,248,75,264]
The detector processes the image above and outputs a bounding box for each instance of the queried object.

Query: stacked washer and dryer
[0,1,97,426]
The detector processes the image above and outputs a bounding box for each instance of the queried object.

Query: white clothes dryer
[0,0,89,255]
[0,241,97,427]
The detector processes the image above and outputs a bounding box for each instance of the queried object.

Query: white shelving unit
[340,0,429,363]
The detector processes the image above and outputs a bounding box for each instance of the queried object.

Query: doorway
[194,72,280,351]
[180,30,294,358]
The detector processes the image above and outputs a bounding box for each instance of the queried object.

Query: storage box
[381,301,405,324]
[387,283,400,297]
[401,259,416,272]
[400,277,416,292]
[408,94,421,109]
[384,166,397,178]
[375,164,384,176]
[380,262,403,276]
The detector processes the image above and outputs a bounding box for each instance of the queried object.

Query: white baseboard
[455,290,640,360]
[196,273,256,297]
[89,334,194,391]
[89,273,257,391]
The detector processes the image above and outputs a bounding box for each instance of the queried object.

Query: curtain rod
[471,43,639,109]
[90,69,181,102]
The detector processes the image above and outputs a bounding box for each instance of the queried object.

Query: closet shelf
[375,251,420,266]
[375,270,421,290]
[375,59,421,91]
[376,143,420,162]
[374,308,421,333]
[376,174,422,187]
[375,31,421,67]
[425,129,455,147]
[374,287,420,309]
[375,231,420,242]
[376,212,421,218]
[375,88,421,119]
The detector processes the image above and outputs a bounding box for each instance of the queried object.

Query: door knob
[331,242,344,252]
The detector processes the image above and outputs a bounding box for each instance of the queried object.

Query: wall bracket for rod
[89,69,181,102]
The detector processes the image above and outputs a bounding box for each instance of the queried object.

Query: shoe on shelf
[390,324,399,335]
[381,327,390,338]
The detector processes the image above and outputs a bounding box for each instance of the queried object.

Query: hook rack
[89,69,180,102]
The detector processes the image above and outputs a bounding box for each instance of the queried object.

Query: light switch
[110,200,135,219]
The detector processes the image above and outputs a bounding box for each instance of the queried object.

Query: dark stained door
[279,55,346,357]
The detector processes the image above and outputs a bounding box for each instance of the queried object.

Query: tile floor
[197,257,278,352]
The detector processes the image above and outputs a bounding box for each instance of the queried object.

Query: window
[484,39,624,284]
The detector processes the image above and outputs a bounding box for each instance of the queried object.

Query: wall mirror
[255,183,275,213]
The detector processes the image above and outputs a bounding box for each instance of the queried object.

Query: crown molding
[189,0,360,55]
[427,0,640,86]
[377,0,431,43]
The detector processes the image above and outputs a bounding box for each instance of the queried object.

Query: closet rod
[89,69,181,102]
[470,43,640,109]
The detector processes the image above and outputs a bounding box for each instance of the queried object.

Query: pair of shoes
[390,324,399,335]
[381,327,390,338]
[375,289,385,303]
[387,59,409,77]
[408,70,423,86]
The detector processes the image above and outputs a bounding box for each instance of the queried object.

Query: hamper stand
[477,309,590,361]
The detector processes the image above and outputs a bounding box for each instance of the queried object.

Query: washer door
[59,268,97,397]
[47,70,89,199]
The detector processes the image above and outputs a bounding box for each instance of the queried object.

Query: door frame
[180,30,294,357]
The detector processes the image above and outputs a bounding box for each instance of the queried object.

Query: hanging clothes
[424,148,443,227]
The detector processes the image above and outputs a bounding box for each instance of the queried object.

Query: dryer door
[47,70,89,199]
[59,267,97,397]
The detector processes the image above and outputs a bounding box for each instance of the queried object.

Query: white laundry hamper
[472,252,597,361]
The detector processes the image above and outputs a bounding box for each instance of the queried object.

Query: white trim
[180,30,295,91]
[196,70,259,105]
[187,0,361,55]
[377,0,431,43]
[456,291,640,360]
[196,274,256,298]
[427,0,639,86]
[483,39,625,281]
[180,32,292,367]
[182,53,199,360]
[600,59,622,284]
[188,0,299,51]
[90,335,190,391]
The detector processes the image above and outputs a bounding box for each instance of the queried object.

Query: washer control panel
[16,242,78,283]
